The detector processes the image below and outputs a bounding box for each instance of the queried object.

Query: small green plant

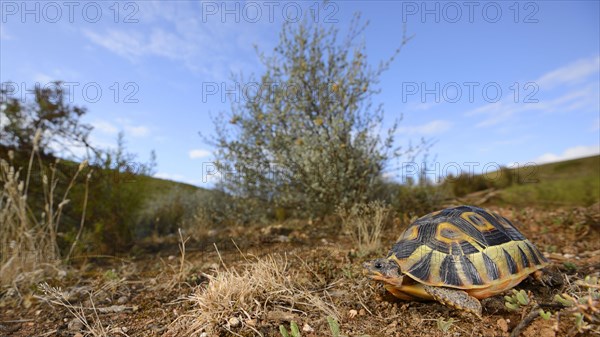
[554,293,576,307]
[563,261,578,272]
[573,313,590,332]
[327,316,341,337]
[553,275,600,334]
[103,269,119,281]
[539,309,552,320]
[340,265,356,280]
[504,289,530,311]
[279,318,342,337]
[436,317,455,333]
[279,321,301,337]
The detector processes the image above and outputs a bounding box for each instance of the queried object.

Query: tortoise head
[363,258,404,287]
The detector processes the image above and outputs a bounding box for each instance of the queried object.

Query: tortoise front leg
[423,285,482,317]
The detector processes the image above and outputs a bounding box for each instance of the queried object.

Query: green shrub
[209,15,417,220]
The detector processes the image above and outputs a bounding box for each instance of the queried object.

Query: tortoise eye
[374,262,383,269]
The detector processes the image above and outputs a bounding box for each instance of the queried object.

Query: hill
[461,155,600,207]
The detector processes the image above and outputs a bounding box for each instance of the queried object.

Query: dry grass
[168,252,339,336]
[38,282,131,337]
[153,228,194,291]
[0,132,89,292]
[337,201,390,255]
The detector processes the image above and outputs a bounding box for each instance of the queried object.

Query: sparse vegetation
[504,289,531,311]
[0,138,89,291]
[279,321,301,337]
[171,253,338,336]
[337,201,390,255]
[435,317,455,333]
[0,7,598,337]
[38,283,109,337]
[554,275,600,335]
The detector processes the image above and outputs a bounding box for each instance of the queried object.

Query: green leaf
[516,290,529,306]
[539,309,552,320]
[279,325,290,337]
[505,302,520,311]
[327,316,340,337]
[290,321,300,337]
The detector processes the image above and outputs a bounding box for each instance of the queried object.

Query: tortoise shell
[387,205,548,296]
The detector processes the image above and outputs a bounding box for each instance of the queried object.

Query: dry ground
[1,205,599,337]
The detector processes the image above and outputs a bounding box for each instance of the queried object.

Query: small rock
[359,309,366,316]
[199,333,209,337]
[228,317,240,328]
[117,296,128,304]
[168,255,176,260]
[302,323,314,333]
[497,318,509,333]
[275,235,290,243]
[348,309,358,319]
[68,318,83,331]
[74,333,84,337]
[121,327,128,333]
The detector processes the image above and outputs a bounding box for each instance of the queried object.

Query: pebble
[496,318,509,333]
[68,318,83,331]
[303,323,314,332]
[117,296,129,304]
[228,317,240,328]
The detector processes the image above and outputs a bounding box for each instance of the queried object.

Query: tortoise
[363,205,548,317]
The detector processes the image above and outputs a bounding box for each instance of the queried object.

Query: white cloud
[397,120,452,135]
[83,28,196,63]
[466,56,600,128]
[91,119,148,137]
[189,149,211,159]
[81,2,267,78]
[125,125,150,137]
[536,56,600,89]
[92,120,119,134]
[533,145,600,164]
[469,83,599,128]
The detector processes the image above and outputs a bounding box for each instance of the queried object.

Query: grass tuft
[169,253,338,336]
[337,201,389,255]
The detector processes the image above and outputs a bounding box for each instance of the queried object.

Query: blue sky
[1,1,599,187]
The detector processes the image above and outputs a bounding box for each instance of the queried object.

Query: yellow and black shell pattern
[389,205,548,289]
